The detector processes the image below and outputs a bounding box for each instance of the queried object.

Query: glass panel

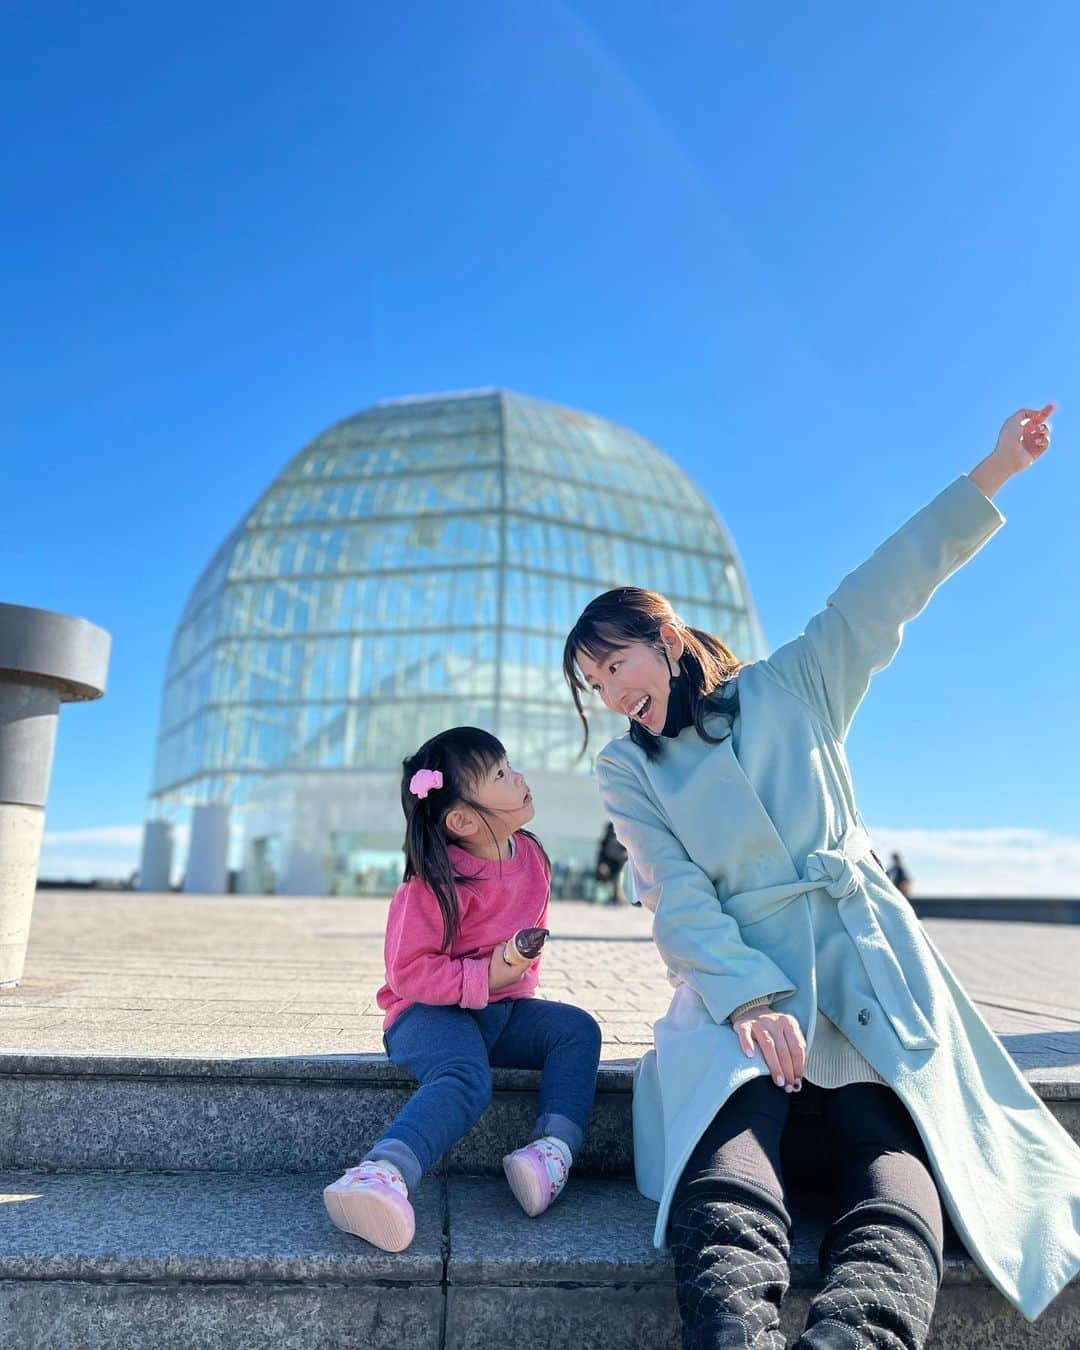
[151,392,765,810]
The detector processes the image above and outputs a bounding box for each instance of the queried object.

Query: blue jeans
[366,997,602,1192]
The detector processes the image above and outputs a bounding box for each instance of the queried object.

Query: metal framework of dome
[146,390,765,893]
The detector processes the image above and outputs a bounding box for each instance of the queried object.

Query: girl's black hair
[562,586,741,762]
[401,726,549,952]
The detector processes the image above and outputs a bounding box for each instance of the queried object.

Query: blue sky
[4,1,1078,890]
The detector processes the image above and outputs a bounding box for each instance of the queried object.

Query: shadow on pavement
[1000,1030,1080,1070]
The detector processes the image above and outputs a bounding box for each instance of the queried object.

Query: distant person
[887,851,913,898]
[323,726,601,1252]
[594,820,628,904]
[563,408,1079,1342]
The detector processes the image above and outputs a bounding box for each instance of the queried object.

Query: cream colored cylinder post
[0,604,110,990]
[138,819,174,892]
[183,803,230,893]
[0,681,59,989]
[0,804,45,987]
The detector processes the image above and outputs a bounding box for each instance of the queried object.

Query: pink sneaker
[502,1137,570,1218]
[323,1161,415,1252]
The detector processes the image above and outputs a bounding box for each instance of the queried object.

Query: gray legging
[672,1076,944,1255]
[669,1078,945,1349]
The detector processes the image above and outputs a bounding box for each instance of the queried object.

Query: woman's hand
[970,405,1054,498]
[993,405,1054,472]
[733,1009,806,1091]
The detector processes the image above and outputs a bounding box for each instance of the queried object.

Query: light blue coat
[596,476,1080,1322]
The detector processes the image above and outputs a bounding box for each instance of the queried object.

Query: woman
[563,409,1079,1349]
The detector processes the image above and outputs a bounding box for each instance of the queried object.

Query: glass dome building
[142,390,765,894]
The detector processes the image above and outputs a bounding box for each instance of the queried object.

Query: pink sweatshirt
[376,833,550,1031]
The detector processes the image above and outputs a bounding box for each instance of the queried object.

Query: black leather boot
[669,1179,792,1350]
[794,1199,943,1350]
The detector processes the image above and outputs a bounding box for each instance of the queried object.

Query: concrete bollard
[0,603,110,988]
[137,819,175,893]
[183,803,230,893]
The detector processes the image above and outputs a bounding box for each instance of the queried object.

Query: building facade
[142,390,765,894]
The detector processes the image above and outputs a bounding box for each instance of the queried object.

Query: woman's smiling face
[574,627,684,735]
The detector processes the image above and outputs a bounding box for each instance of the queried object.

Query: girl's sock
[537,1134,573,1168]
[367,1158,408,1192]
[362,1138,423,1194]
[502,1134,573,1218]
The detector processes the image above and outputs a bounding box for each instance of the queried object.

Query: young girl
[323,726,602,1253]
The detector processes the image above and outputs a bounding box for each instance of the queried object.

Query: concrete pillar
[277,843,325,896]
[0,602,110,988]
[235,840,258,895]
[138,820,174,893]
[183,803,230,893]
[238,835,276,895]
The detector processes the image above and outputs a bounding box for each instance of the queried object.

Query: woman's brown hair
[562,587,741,761]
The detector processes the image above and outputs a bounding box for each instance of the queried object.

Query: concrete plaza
[3,891,1079,1077]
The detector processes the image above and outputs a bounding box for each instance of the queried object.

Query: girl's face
[575,631,682,736]
[469,755,535,832]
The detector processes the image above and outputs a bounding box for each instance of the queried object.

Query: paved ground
[2,891,1079,1071]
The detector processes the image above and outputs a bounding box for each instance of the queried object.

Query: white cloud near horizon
[39,823,190,883]
[42,825,144,848]
[870,826,1080,897]
[34,822,1080,895]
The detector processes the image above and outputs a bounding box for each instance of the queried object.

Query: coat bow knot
[811,827,937,1053]
[805,841,864,901]
[718,825,936,1053]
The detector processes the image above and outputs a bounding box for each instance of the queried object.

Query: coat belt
[721,828,937,1051]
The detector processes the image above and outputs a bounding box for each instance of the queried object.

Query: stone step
[2,1051,1078,1178]
[0,1170,1075,1348]
[0,1169,444,1350]
[0,1054,632,1176]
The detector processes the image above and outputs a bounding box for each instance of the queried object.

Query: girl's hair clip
[409,768,443,799]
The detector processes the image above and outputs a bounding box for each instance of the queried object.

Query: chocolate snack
[513,927,549,960]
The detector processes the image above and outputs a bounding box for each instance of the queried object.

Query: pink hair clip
[409,768,443,799]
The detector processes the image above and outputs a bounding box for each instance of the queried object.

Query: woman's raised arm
[758,407,1053,741]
